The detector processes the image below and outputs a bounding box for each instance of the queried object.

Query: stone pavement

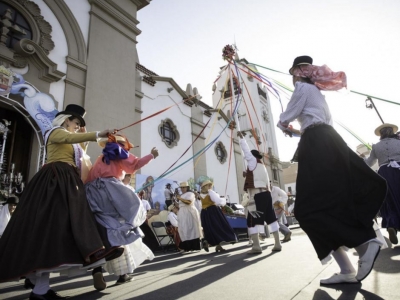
[1,227,399,300]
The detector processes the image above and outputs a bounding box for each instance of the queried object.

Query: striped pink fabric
[292,64,347,91]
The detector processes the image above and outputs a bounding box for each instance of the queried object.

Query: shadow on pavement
[315,284,385,300]
[72,242,279,300]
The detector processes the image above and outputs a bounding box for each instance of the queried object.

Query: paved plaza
[1,226,399,300]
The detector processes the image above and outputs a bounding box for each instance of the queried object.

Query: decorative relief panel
[0,0,56,68]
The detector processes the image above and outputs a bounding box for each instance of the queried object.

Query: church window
[224,77,241,99]
[0,3,33,49]
[272,168,278,181]
[158,119,179,148]
[215,141,227,164]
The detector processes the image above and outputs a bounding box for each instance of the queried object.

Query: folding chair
[151,221,174,252]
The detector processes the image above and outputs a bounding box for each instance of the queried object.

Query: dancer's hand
[98,129,116,137]
[151,147,159,158]
[237,131,244,139]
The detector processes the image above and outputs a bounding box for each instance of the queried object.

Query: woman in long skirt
[177,182,203,252]
[364,123,400,244]
[278,56,386,285]
[0,105,120,299]
[199,180,237,252]
[85,135,158,289]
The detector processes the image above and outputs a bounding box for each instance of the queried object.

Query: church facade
[0,0,283,205]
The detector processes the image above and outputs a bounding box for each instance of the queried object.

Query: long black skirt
[247,191,277,227]
[179,238,201,251]
[201,205,237,246]
[378,164,400,229]
[294,125,387,260]
[0,162,104,282]
[140,221,160,251]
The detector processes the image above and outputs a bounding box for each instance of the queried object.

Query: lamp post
[365,97,384,124]
[0,120,10,173]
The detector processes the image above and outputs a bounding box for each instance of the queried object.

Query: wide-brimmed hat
[374,123,398,136]
[179,181,189,188]
[251,149,263,160]
[6,195,19,205]
[289,55,313,75]
[55,104,86,127]
[98,135,134,148]
[201,180,213,188]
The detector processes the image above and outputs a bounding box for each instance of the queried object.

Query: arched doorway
[0,94,45,199]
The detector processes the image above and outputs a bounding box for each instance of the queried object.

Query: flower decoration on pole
[222,44,235,61]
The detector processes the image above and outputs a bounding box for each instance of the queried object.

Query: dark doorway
[0,106,34,184]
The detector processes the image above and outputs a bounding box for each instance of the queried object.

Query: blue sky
[137,0,400,161]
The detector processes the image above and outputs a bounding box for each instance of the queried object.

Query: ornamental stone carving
[0,0,55,68]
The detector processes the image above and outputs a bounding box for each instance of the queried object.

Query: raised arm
[237,132,257,170]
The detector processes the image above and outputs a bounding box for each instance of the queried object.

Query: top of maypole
[222,44,236,61]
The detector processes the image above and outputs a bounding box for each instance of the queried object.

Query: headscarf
[101,135,132,165]
[291,64,347,91]
[51,114,72,127]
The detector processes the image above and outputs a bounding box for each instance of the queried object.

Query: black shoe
[29,289,68,299]
[24,278,35,289]
[92,267,107,291]
[202,240,209,252]
[388,228,398,244]
[116,274,134,285]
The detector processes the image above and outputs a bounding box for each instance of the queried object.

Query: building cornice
[14,39,65,82]
[89,0,142,42]
[131,0,151,11]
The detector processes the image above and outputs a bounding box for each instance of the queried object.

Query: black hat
[289,56,313,75]
[251,150,263,160]
[55,104,86,127]
[6,195,19,205]
[166,183,171,187]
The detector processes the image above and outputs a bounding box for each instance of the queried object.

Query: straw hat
[179,181,189,188]
[374,123,398,136]
[98,135,134,148]
[201,180,213,188]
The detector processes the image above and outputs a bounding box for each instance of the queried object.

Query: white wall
[139,80,194,185]
[64,0,91,46]
[203,118,240,203]
[35,0,69,108]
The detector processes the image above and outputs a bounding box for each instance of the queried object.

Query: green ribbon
[335,120,372,150]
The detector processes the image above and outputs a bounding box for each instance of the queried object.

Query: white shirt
[168,211,179,227]
[0,204,11,236]
[279,82,332,132]
[239,138,269,189]
[142,199,151,211]
[164,188,174,200]
[239,138,257,171]
[270,186,288,204]
[194,199,202,214]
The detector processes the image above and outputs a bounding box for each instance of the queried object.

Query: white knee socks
[332,247,356,274]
